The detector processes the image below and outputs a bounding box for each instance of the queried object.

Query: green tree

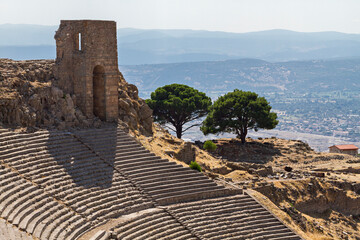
[146,84,212,139]
[201,89,278,144]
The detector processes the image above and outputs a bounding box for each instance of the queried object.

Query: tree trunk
[175,125,182,139]
[240,133,246,144]
[240,127,247,144]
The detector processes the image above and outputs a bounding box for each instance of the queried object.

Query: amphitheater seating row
[75,127,238,205]
[0,126,302,240]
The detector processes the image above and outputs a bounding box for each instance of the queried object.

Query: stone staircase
[75,127,238,205]
[0,127,155,239]
[105,194,301,240]
[168,195,301,240]
[109,208,198,240]
[0,164,89,240]
[0,125,303,240]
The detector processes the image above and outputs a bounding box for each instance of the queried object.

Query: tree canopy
[201,89,278,143]
[146,84,212,139]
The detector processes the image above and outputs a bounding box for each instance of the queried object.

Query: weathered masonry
[54,20,119,121]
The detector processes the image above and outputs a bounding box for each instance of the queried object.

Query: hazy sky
[1,0,359,33]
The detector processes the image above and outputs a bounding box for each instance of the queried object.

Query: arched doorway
[93,65,106,120]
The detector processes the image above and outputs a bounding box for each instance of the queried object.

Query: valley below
[120,57,360,151]
[180,125,360,152]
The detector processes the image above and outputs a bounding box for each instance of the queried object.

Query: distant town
[265,90,360,143]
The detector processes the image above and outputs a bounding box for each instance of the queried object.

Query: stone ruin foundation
[54,20,119,121]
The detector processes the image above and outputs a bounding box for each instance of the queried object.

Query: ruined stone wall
[0,58,153,135]
[54,20,119,121]
[0,20,153,134]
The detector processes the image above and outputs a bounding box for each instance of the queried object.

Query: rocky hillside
[138,129,360,240]
[0,58,153,134]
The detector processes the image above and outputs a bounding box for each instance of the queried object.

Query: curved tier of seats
[0,126,302,240]
[75,127,240,205]
[0,129,155,239]
[0,164,90,240]
[168,194,302,240]
[109,208,197,240]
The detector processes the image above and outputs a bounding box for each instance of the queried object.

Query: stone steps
[168,194,301,240]
[177,204,272,224]
[198,217,280,237]
[125,165,196,179]
[113,152,159,162]
[39,210,74,239]
[0,218,33,240]
[242,225,296,239]
[11,195,52,226]
[27,159,109,181]
[0,129,14,138]
[179,208,270,227]
[114,156,177,169]
[111,155,162,166]
[171,200,261,217]
[140,174,208,188]
[0,136,78,159]
[149,182,220,197]
[87,201,151,224]
[0,129,155,237]
[33,169,110,189]
[74,128,238,205]
[110,209,196,240]
[30,204,67,238]
[11,147,99,170]
[70,187,126,208]
[250,231,301,240]
[0,133,71,151]
[26,204,63,236]
[1,184,39,218]
[209,225,289,240]
[114,149,151,158]
[0,131,51,146]
[7,189,44,222]
[131,170,208,184]
[62,178,129,202]
[87,139,140,151]
[156,188,236,206]
[174,195,259,210]
[51,214,83,240]
[66,222,92,240]
[120,162,182,176]
[114,142,141,150]
[75,128,128,139]
[0,126,301,239]
[112,210,166,234]
[2,140,85,164]
[0,165,90,240]
[83,135,134,147]
[78,128,129,137]
[117,160,178,172]
[144,178,216,192]
[169,194,250,211]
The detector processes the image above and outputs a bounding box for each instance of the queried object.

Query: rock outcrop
[0,58,153,134]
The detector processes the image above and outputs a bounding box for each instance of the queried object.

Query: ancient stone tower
[54,20,119,121]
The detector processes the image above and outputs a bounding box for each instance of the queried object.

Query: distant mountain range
[1,24,360,65]
[119,58,360,98]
